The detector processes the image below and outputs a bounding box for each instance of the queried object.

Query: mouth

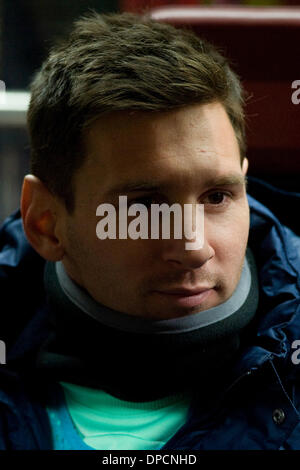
[154,287,214,308]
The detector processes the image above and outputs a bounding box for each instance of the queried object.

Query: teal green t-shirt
[46,381,191,450]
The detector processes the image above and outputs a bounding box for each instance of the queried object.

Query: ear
[242,157,249,176]
[21,175,65,261]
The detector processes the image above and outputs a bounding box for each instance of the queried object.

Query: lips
[158,287,213,296]
[154,287,214,308]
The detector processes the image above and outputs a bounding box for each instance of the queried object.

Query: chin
[147,288,224,320]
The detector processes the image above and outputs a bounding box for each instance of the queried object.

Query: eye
[128,196,157,208]
[202,191,230,206]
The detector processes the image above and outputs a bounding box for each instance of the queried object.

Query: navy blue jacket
[0,177,300,450]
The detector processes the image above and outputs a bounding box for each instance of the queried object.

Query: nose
[161,230,215,269]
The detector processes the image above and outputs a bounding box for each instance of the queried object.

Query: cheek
[208,209,250,265]
[72,208,153,270]
[88,238,153,277]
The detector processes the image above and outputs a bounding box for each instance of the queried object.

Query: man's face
[59,102,249,320]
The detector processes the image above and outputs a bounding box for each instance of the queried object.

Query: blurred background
[0,0,299,224]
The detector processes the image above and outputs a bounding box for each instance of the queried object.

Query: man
[0,11,299,450]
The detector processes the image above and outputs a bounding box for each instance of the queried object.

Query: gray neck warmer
[36,247,259,401]
[56,251,252,335]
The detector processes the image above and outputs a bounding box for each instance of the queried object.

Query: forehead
[78,102,241,199]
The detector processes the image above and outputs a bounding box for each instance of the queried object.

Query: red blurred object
[120,0,200,14]
[147,6,300,181]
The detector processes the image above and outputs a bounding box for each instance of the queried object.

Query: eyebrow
[105,174,247,197]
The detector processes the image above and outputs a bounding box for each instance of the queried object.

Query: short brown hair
[28,11,246,213]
